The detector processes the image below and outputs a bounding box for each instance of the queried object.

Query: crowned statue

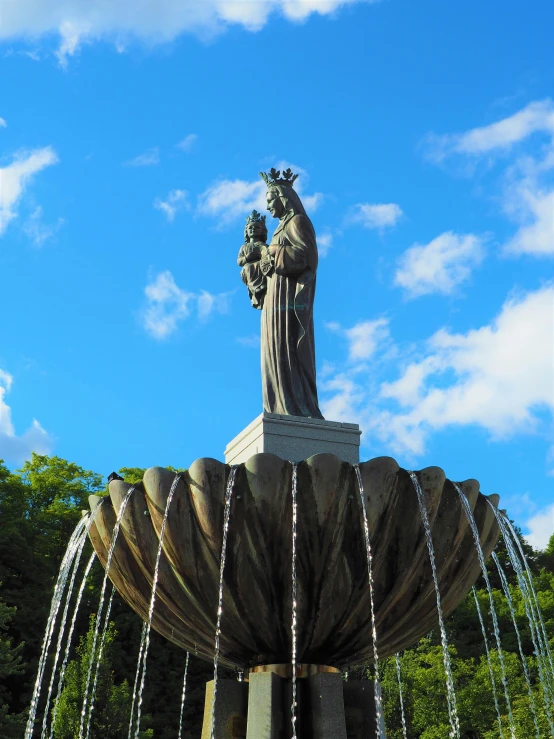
[238,168,324,420]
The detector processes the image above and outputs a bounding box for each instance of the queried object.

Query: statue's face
[266,190,285,219]
[247,221,265,240]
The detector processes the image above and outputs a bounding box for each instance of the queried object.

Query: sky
[0,0,553,548]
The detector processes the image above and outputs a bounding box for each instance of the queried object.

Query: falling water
[409,471,460,738]
[127,622,149,739]
[49,551,97,739]
[492,551,541,739]
[354,465,385,738]
[177,652,190,739]
[40,523,93,739]
[489,505,554,733]
[25,514,91,739]
[210,467,237,739]
[84,587,116,739]
[290,464,299,739]
[133,474,183,739]
[395,654,408,739]
[472,586,504,738]
[78,486,136,739]
[504,516,554,682]
[454,484,515,738]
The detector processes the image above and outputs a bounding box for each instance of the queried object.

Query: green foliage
[1,453,553,736]
[0,589,25,737]
[52,616,152,739]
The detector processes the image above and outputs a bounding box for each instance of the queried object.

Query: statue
[249,168,324,419]
[237,210,269,309]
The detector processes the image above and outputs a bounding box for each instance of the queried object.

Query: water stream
[49,550,97,739]
[394,653,408,739]
[40,522,91,739]
[177,652,190,739]
[492,551,541,739]
[25,514,91,739]
[489,505,554,734]
[128,622,149,739]
[85,587,116,739]
[78,486,136,739]
[210,467,237,739]
[354,465,385,738]
[290,464,299,739]
[409,471,460,738]
[472,586,504,738]
[132,474,183,739]
[454,484,516,738]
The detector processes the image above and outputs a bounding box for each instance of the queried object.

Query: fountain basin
[88,453,501,669]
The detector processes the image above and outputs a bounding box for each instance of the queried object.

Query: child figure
[237,210,269,309]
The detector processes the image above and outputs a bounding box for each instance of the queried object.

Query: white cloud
[0,369,53,464]
[322,285,554,458]
[142,270,230,339]
[394,231,487,298]
[199,163,322,225]
[0,118,7,128]
[154,189,189,221]
[237,334,260,348]
[318,231,333,257]
[124,147,160,167]
[426,99,554,161]
[524,504,554,550]
[326,318,390,362]
[0,0,379,63]
[424,100,554,259]
[177,133,197,152]
[0,146,58,235]
[351,202,403,230]
[23,206,64,246]
[198,178,266,224]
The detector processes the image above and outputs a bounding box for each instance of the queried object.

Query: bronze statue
[237,210,269,309]
[248,168,324,419]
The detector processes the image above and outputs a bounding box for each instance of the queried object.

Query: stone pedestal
[201,679,248,739]
[224,412,361,465]
[201,674,373,739]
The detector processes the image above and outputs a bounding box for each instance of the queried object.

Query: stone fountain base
[201,665,376,738]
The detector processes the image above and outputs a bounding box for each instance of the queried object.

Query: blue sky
[0,0,553,547]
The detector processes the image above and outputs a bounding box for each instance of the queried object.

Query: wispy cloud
[198,178,266,224]
[321,285,554,459]
[124,147,160,167]
[0,117,7,128]
[237,334,260,348]
[177,133,197,152]
[423,99,554,258]
[0,369,53,464]
[0,146,59,236]
[0,1,381,64]
[154,189,189,221]
[394,231,487,298]
[22,206,65,246]
[198,162,322,225]
[350,202,403,230]
[318,231,333,257]
[326,318,390,362]
[141,270,231,339]
[524,503,554,550]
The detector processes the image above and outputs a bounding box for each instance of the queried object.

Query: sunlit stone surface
[88,453,501,669]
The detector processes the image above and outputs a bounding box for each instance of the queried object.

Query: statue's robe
[261,212,324,418]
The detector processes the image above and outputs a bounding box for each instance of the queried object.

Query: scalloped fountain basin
[88,453,501,670]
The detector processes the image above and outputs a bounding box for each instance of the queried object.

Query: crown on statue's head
[245,210,266,226]
[259,167,299,188]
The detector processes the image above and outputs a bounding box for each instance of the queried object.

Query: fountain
[27,167,553,738]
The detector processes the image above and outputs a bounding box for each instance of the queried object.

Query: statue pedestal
[224,412,361,465]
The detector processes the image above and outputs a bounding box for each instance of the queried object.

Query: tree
[0,591,25,738]
[52,616,152,739]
